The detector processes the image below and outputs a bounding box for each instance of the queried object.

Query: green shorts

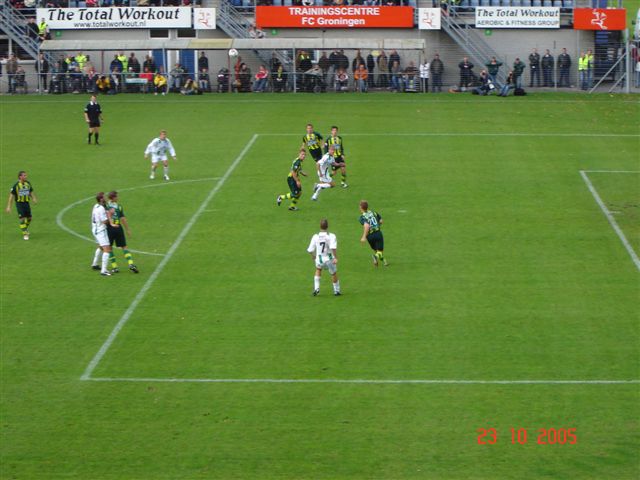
[287,176,301,197]
[366,230,384,251]
[107,225,127,248]
[16,202,32,218]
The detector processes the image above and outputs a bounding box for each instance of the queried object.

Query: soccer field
[1,93,639,479]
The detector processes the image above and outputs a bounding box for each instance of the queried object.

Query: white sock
[314,276,320,291]
[333,281,340,293]
[101,252,110,273]
[92,247,101,266]
[163,166,169,176]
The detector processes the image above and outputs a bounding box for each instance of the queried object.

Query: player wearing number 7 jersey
[307,218,341,296]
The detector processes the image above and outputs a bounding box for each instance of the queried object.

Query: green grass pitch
[1,93,639,479]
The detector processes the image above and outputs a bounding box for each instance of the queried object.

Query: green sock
[342,174,346,182]
[284,193,292,200]
[19,219,28,234]
[124,249,134,266]
[109,252,118,269]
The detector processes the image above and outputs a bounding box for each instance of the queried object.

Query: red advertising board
[255,6,414,28]
[573,8,626,31]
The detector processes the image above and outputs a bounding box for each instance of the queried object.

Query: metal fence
[3,45,637,95]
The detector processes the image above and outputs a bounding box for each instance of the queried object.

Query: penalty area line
[80,136,258,381]
[580,170,640,272]
[85,377,640,385]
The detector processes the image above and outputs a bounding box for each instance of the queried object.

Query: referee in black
[84,95,103,145]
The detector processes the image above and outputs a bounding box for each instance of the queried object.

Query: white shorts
[93,230,109,247]
[151,154,168,164]
[319,175,332,184]
[316,258,337,275]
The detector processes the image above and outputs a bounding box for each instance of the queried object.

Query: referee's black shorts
[89,119,101,128]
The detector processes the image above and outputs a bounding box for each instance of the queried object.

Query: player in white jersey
[307,218,341,296]
[90,192,114,276]
[145,130,177,180]
[311,144,344,201]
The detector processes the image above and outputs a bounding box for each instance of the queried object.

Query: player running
[5,170,37,240]
[311,144,344,201]
[106,191,139,274]
[325,125,348,188]
[359,200,388,267]
[307,218,341,296]
[277,149,307,211]
[301,123,324,162]
[145,130,177,180]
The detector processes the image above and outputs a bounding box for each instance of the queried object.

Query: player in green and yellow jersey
[105,191,139,273]
[5,171,38,240]
[277,149,307,211]
[359,200,388,267]
[325,125,348,188]
[301,123,324,162]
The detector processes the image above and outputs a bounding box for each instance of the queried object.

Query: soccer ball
[228,48,239,58]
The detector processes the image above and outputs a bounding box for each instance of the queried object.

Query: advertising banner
[418,8,441,30]
[475,7,560,28]
[255,6,414,28]
[573,8,626,30]
[36,7,192,29]
[194,8,216,30]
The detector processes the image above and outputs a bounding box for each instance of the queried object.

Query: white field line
[80,136,257,380]
[583,170,640,173]
[262,133,640,138]
[85,377,640,385]
[580,170,640,272]
[56,177,220,257]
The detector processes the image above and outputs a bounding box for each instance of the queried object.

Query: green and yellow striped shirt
[10,181,34,203]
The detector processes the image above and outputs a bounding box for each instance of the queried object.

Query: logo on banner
[194,8,216,29]
[418,8,441,30]
[573,8,626,30]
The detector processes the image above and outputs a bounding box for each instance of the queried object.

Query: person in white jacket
[419,60,430,93]
[145,130,177,180]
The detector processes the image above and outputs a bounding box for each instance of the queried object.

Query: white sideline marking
[262,133,640,138]
[583,170,640,174]
[80,137,257,380]
[86,377,640,385]
[56,177,220,257]
[580,170,640,272]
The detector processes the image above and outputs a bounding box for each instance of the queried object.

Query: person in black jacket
[541,49,554,87]
[366,51,375,88]
[458,57,474,89]
[528,48,540,87]
[557,48,571,87]
[35,52,49,92]
[431,53,444,92]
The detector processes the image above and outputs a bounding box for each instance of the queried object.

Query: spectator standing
[75,52,87,71]
[26,18,39,42]
[366,51,375,88]
[337,50,349,72]
[198,51,209,71]
[513,58,525,89]
[109,55,123,75]
[377,50,388,88]
[390,60,402,92]
[35,53,49,93]
[557,47,571,87]
[541,49,554,87]
[458,57,474,89]
[352,50,365,74]
[319,51,331,84]
[528,48,540,87]
[431,53,443,92]
[419,59,430,93]
[578,52,588,90]
[38,18,49,41]
[129,53,141,74]
[485,56,502,85]
[117,51,128,73]
[329,50,340,75]
[143,55,156,74]
[6,54,18,94]
[389,50,401,75]
[586,49,594,88]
